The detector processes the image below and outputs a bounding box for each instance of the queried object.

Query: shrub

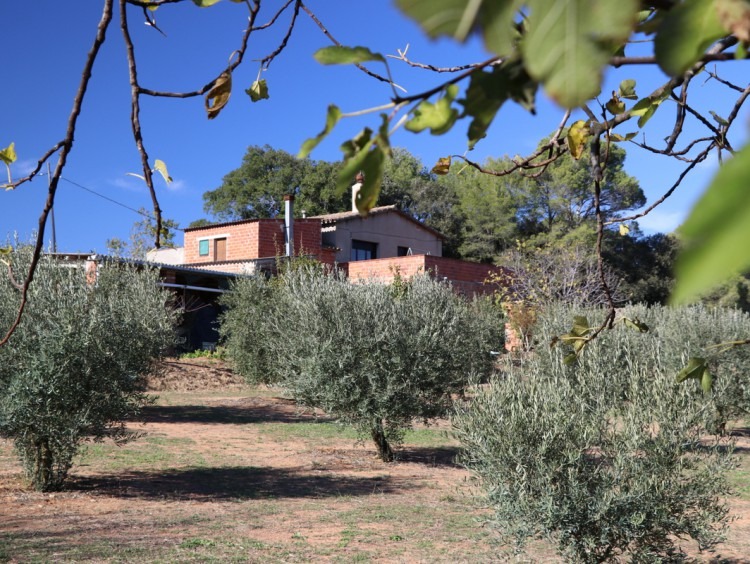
[453,304,739,562]
[222,268,502,460]
[0,249,175,491]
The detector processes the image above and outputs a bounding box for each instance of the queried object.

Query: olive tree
[222,268,502,461]
[0,248,175,491]
[453,303,744,562]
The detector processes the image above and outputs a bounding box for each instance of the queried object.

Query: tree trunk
[370,420,394,462]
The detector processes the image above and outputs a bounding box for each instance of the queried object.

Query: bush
[0,250,175,491]
[453,304,740,562]
[222,268,502,460]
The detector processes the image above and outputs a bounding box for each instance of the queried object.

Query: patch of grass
[76,436,206,471]
[259,421,359,441]
[402,427,456,448]
[179,537,217,549]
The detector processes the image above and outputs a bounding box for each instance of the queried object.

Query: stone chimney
[351,171,364,212]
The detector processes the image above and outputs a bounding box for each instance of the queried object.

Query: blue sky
[1,2,747,253]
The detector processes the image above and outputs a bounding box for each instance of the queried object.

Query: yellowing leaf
[619,223,630,236]
[522,0,639,108]
[153,159,172,184]
[606,95,626,115]
[673,142,750,304]
[205,70,232,120]
[609,131,637,142]
[299,105,342,159]
[655,0,726,76]
[314,46,385,65]
[567,120,590,160]
[715,0,750,42]
[432,157,452,175]
[192,0,222,6]
[0,142,17,166]
[246,79,269,102]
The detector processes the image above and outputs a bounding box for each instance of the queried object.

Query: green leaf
[337,116,391,215]
[672,143,750,304]
[192,0,222,6]
[701,367,713,392]
[396,0,521,55]
[622,317,649,332]
[675,357,708,383]
[461,60,537,149]
[205,70,232,120]
[299,105,342,159]
[405,84,459,135]
[563,352,578,366]
[246,79,269,102]
[0,142,17,166]
[629,89,670,128]
[522,0,639,108]
[655,0,726,76]
[432,157,452,175]
[567,120,590,160]
[715,0,750,43]
[618,79,638,100]
[314,46,385,65]
[153,159,172,184]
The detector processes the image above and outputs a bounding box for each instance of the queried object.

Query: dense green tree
[0,247,175,491]
[516,144,645,245]
[222,267,502,461]
[202,145,345,220]
[604,232,679,305]
[437,160,520,262]
[454,303,745,561]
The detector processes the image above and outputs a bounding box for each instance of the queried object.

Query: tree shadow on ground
[136,402,333,425]
[70,465,411,501]
[396,446,462,468]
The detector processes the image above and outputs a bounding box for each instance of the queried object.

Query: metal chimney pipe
[284,194,294,257]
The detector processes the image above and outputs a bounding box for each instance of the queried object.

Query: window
[198,239,209,256]
[397,246,411,257]
[214,238,227,261]
[351,239,377,261]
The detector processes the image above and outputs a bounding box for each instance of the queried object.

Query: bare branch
[138,0,260,98]
[258,0,301,70]
[120,0,163,248]
[606,143,714,225]
[387,44,489,73]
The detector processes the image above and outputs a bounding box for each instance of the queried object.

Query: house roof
[311,205,446,240]
[182,217,321,232]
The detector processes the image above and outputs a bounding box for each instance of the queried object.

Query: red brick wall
[184,219,322,264]
[345,255,507,297]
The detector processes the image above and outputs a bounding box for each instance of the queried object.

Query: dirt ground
[1,358,749,563]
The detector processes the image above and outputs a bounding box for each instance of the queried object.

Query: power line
[56,175,185,231]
